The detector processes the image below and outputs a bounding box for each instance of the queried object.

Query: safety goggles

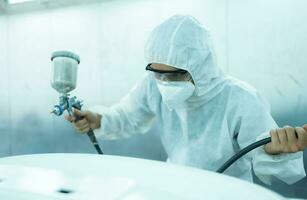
[146,64,192,82]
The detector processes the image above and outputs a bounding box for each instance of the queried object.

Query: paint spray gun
[50,51,103,154]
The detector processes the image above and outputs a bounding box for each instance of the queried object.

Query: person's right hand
[264,124,307,155]
[65,109,102,134]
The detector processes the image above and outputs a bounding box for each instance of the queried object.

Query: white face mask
[156,79,195,110]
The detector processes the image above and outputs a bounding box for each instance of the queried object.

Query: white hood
[145,15,226,108]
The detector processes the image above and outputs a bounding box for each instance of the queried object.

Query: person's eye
[175,73,182,78]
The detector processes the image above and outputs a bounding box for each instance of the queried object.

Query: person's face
[147,63,194,84]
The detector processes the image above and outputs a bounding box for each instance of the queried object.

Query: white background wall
[0,0,307,197]
[228,0,307,127]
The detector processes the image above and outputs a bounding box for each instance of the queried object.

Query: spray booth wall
[0,0,307,198]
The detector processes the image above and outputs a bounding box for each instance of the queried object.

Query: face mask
[156,79,195,110]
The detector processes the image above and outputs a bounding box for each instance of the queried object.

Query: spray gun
[50,51,103,154]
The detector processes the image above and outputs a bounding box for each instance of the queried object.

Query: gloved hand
[264,124,307,155]
[65,109,102,133]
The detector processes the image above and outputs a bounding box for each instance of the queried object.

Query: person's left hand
[264,124,307,155]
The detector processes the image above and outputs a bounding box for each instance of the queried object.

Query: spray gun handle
[73,109,103,155]
[51,95,103,155]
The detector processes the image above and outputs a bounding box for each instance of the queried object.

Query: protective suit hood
[145,15,226,108]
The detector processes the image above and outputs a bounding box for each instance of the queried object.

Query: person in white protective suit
[66,15,307,184]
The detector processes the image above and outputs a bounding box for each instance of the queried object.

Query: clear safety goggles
[146,64,192,82]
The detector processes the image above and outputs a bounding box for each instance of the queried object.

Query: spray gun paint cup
[51,51,80,95]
